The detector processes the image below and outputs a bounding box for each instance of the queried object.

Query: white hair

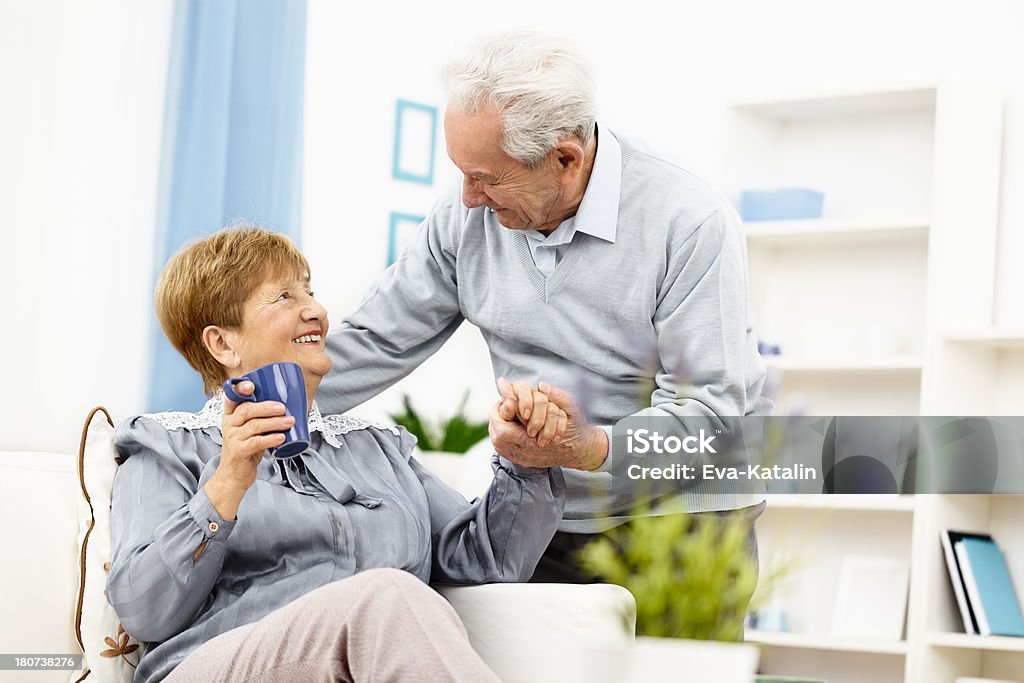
[442,32,597,169]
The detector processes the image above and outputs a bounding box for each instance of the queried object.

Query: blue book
[955,536,1024,637]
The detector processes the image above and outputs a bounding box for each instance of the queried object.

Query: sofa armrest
[436,582,635,683]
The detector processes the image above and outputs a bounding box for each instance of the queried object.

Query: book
[954,535,1024,637]
[940,529,979,634]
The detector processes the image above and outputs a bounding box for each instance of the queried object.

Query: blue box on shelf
[741,188,824,221]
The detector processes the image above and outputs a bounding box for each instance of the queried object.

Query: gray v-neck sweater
[321,135,770,532]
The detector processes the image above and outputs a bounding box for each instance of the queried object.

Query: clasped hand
[489,377,608,471]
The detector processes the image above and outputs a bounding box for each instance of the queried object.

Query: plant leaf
[391,391,489,454]
[576,511,766,641]
[389,395,437,451]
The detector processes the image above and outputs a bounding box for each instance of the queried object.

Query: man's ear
[202,325,241,370]
[550,139,586,184]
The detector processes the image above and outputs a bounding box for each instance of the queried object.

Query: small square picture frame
[830,554,909,641]
[392,99,438,185]
[387,211,426,266]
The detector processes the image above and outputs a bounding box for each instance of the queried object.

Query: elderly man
[319,32,771,582]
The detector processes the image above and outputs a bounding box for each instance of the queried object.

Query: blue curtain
[148,0,308,412]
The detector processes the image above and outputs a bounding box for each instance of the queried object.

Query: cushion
[71,407,139,683]
[0,451,80,683]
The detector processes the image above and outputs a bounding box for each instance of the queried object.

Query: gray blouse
[107,394,565,683]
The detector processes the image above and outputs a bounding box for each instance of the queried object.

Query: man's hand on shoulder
[490,378,608,471]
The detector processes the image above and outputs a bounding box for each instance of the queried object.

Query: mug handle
[222,377,257,404]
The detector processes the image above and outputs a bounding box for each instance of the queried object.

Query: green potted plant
[576,509,793,680]
[390,392,491,497]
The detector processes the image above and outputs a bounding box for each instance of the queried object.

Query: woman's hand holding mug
[204,381,295,520]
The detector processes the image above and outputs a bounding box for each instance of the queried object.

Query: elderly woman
[108,227,567,683]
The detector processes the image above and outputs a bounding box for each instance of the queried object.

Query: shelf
[747,629,908,655]
[743,218,928,247]
[944,328,1024,349]
[730,82,1007,683]
[729,85,936,121]
[764,356,923,374]
[765,494,915,512]
[927,632,1024,653]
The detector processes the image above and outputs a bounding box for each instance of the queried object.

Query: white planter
[622,636,759,682]
[414,450,466,488]
[414,440,496,500]
[527,636,759,683]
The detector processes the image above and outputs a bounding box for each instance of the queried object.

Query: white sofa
[0,445,636,683]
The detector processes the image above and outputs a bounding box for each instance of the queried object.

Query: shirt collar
[573,122,620,244]
[525,216,576,247]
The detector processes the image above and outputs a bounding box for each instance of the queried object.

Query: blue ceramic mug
[222,361,310,459]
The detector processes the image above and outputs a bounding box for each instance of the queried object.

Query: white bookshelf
[906,496,1024,681]
[941,330,1024,415]
[744,217,928,247]
[944,328,1024,349]
[753,501,916,683]
[766,494,915,512]
[752,495,1024,683]
[726,84,1020,683]
[729,85,936,120]
[764,355,924,374]
[927,633,1024,654]
[748,629,909,655]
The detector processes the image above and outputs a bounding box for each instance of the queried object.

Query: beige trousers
[163,568,501,683]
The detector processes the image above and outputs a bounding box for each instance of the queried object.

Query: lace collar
[142,392,399,448]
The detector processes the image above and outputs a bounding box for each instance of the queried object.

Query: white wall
[3,0,1022,451]
[0,0,172,452]
[303,0,1024,424]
